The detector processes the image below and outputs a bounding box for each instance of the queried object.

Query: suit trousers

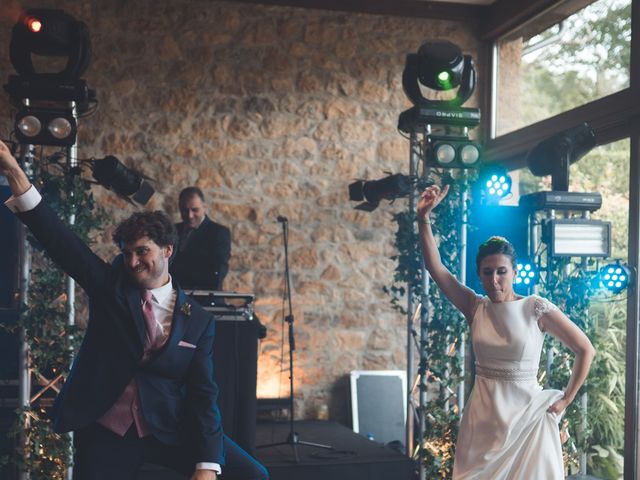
[72,423,269,480]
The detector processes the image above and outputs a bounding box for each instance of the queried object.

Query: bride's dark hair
[476,236,517,270]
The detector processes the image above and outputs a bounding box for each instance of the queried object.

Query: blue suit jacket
[17,201,224,465]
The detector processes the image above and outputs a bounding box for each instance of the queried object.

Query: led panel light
[546,219,611,257]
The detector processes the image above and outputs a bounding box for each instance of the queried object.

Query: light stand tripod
[257,216,333,462]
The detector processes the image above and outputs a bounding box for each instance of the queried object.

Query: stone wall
[0,0,481,424]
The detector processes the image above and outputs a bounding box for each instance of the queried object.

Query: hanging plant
[385,171,471,479]
[539,256,626,478]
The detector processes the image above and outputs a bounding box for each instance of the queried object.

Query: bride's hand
[547,396,571,415]
[417,184,449,221]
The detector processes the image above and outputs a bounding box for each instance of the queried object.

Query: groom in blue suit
[0,141,267,480]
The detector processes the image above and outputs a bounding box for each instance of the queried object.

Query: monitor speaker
[350,370,406,447]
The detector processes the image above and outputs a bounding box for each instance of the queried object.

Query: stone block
[324,97,361,119]
[359,79,391,104]
[338,119,378,144]
[274,137,318,160]
[335,331,367,351]
[290,246,320,270]
[260,114,310,139]
[320,265,341,281]
[362,352,392,370]
[313,122,339,143]
[367,330,391,350]
[377,137,409,162]
[304,21,342,46]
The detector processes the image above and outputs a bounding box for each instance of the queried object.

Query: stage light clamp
[398,105,481,133]
[4,75,94,110]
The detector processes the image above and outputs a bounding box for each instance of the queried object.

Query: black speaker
[350,370,406,446]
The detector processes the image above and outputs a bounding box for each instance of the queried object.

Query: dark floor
[254,420,415,480]
[138,420,415,480]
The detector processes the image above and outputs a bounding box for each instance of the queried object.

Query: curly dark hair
[476,236,517,271]
[112,210,177,248]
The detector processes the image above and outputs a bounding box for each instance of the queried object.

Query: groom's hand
[191,469,217,480]
[0,140,19,174]
[0,140,31,196]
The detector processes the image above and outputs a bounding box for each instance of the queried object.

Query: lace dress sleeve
[532,296,559,330]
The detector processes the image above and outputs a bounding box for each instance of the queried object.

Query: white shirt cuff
[196,462,221,474]
[4,185,41,213]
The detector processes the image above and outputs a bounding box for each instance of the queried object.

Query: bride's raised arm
[417,184,478,321]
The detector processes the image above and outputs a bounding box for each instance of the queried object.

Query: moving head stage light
[523,123,607,258]
[402,40,476,108]
[10,8,91,80]
[399,40,480,133]
[527,122,596,192]
[5,8,95,111]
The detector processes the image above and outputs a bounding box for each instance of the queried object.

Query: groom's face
[121,236,173,289]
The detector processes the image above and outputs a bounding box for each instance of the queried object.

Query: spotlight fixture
[14,108,77,146]
[427,136,481,168]
[515,259,539,288]
[91,156,155,205]
[600,262,630,294]
[349,174,414,212]
[398,40,480,135]
[527,123,596,191]
[9,8,91,80]
[402,40,476,108]
[543,219,611,258]
[479,167,512,202]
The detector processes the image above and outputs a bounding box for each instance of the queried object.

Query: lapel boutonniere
[181,302,192,316]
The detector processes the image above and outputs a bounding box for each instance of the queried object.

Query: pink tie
[142,290,159,351]
[98,290,159,437]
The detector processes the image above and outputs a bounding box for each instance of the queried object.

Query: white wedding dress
[452,295,565,480]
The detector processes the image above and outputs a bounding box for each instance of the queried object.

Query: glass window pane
[513,138,629,478]
[495,0,631,137]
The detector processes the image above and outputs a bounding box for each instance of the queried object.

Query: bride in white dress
[417,184,595,480]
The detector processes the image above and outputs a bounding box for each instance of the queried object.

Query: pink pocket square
[178,340,197,349]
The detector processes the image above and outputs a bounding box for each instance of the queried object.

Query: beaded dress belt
[475,364,538,382]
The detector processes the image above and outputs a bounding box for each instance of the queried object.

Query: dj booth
[186,290,260,457]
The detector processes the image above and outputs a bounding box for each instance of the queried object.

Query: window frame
[483,1,640,477]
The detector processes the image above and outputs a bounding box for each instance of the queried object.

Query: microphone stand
[257,217,333,462]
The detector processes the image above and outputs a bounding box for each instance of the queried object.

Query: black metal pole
[256,217,333,461]
[282,218,298,461]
